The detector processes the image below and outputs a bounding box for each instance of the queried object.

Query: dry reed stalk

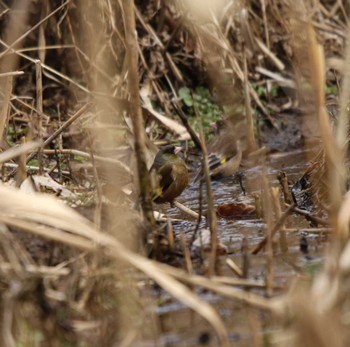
[241,235,250,278]
[225,258,243,278]
[78,1,146,343]
[272,187,288,253]
[275,3,350,346]
[35,60,43,175]
[0,0,30,145]
[252,203,295,255]
[75,1,230,344]
[194,96,219,277]
[0,184,230,345]
[278,171,293,205]
[0,141,41,165]
[159,261,284,314]
[289,204,330,226]
[173,200,204,219]
[334,23,350,241]
[262,164,274,295]
[260,0,269,49]
[167,218,175,250]
[180,231,193,274]
[307,22,345,222]
[0,71,24,78]
[122,0,154,227]
[88,136,103,229]
[15,137,29,187]
[243,49,257,153]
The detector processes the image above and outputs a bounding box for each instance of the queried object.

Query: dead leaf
[216,202,256,219]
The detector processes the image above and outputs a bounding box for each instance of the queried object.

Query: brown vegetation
[0,0,349,346]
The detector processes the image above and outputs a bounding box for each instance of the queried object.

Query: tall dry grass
[0,0,350,346]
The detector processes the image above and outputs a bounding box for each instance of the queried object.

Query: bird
[150,145,189,204]
[208,119,247,178]
[194,119,246,181]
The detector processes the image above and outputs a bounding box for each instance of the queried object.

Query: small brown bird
[150,145,189,204]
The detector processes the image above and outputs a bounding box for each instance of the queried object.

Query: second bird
[150,145,189,204]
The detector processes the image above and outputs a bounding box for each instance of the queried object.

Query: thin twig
[5,103,91,179]
[193,93,218,276]
[251,203,296,255]
[173,201,205,220]
[243,48,257,152]
[190,177,204,247]
[0,0,70,60]
[41,149,131,174]
[289,204,330,226]
[0,141,41,164]
[0,71,24,78]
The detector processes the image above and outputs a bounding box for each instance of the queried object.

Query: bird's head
[161,145,182,154]
[153,145,184,167]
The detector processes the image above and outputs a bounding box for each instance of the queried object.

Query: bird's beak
[174,146,183,154]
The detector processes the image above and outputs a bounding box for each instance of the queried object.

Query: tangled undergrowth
[0,0,350,346]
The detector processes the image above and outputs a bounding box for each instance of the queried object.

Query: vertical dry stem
[35,60,43,174]
[272,187,288,253]
[243,49,257,152]
[0,0,30,142]
[194,100,218,276]
[122,0,155,227]
[262,164,274,295]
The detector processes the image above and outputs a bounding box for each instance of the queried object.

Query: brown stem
[193,93,218,276]
[251,203,295,255]
[122,0,155,227]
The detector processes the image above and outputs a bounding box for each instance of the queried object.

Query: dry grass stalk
[272,187,288,253]
[160,262,284,314]
[0,0,30,144]
[0,71,24,78]
[180,231,193,274]
[243,49,257,152]
[262,164,274,295]
[252,203,295,255]
[225,258,243,278]
[35,60,43,175]
[122,0,155,227]
[2,0,350,346]
[0,141,41,165]
[194,96,219,276]
[307,21,345,221]
[0,184,230,345]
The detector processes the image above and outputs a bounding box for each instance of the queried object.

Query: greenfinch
[207,120,246,178]
[150,145,189,203]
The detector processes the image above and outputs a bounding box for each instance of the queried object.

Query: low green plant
[326,85,337,95]
[178,86,222,133]
[252,82,279,98]
[6,125,28,146]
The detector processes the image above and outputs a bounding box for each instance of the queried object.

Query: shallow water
[146,149,327,347]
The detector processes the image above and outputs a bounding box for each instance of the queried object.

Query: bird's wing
[158,163,175,192]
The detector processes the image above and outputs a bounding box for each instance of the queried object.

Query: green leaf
[183,95,193,107]
[28,159,40,167]
[74,155,87,163]
[178,87,190,99]
[178,87,193,106]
